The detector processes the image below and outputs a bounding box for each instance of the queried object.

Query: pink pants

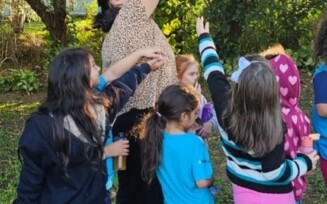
[233,184,296,204]
[321,158,327,187]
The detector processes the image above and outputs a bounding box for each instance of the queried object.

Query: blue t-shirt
[157,132,214,204]
[313,64,327,160]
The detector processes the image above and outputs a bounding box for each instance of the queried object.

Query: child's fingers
[205,21,210,32]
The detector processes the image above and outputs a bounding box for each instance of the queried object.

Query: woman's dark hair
[223,55,284,157]
[138,84,199,184]
[93,0,120,32]
[39,48,109,174]
[313,11,327,65]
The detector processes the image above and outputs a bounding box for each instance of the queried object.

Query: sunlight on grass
[0,101,40,121]
[0,128,20,204]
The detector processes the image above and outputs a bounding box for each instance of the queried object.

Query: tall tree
[25,0,67,44]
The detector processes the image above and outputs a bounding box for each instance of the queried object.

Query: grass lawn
[0,72,326,203]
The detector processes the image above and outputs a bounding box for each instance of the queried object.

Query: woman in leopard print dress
[94,0,176,204]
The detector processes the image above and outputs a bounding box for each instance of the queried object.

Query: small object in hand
[113,133,127,171]
[309,133,320,140]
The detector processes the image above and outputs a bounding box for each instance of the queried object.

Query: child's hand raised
[195,82,202,96]
[196,16,210,37]
[138,47,163,59]
[147,56,166,71]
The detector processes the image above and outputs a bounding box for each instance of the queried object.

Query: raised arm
[101,47,162,84]
[103,58,165,122]
[196,17,230,125]
[141,0,159,17]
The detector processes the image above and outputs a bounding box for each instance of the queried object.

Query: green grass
[0,100,39,204]
[24,21,46,33]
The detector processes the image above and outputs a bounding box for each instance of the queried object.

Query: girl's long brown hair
[223,56,284,157]
[39,48,110,174]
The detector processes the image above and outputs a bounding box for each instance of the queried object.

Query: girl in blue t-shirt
[138,84,214,204]
[312,11,327,187]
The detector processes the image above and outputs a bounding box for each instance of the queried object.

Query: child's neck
[165,121,185,134]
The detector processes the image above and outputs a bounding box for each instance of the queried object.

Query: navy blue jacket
[14,64,151,204]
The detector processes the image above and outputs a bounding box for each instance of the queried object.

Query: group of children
[13,11,327,204]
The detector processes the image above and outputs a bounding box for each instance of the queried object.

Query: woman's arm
[141,0,159,17]
[103,58,165,122]
[101,47,162,84]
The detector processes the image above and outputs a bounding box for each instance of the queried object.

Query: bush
[0,69,40,94]
[154,0,205,55]
[204,0,327,70]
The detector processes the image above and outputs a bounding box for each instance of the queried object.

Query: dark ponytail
[93,0,120,32]
[140,111,166,184]
[139,84,200,184]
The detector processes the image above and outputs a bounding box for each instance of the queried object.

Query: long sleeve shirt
[14,63,151,204]
[199,33,312,194]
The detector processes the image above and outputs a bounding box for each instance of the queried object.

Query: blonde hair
[175,54,200,80]
[260,43,287,60]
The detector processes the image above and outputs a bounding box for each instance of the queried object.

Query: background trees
[1,0,327,94]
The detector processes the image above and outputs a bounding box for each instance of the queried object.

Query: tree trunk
[24,0,67,45]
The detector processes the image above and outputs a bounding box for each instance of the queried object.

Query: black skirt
[112,108,164,204]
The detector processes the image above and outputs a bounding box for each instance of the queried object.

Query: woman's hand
[104,140,129,158]
[196,16,210,37]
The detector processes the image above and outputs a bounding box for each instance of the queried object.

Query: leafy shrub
[0,69,40,94]
[154,0,205,55]
[204,0,327,71]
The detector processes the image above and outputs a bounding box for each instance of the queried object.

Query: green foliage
[154,0,205,55]
[44,1,102,59]
[0,69,40,94]
[0,101,40,203]
[286,45,314,70]
[204,0,327,70]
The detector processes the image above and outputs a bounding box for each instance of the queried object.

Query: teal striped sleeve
[198,33,224,80]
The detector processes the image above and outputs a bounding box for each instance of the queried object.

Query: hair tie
[155,111,161,117]
[231,57,258,83]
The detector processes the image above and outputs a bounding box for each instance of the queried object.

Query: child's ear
[180,112,189,123]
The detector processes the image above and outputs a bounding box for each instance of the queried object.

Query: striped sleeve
[261,142,312,182]
[198,33,224,79]
[198,33,230,126]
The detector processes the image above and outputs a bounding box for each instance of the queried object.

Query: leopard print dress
[101,0,177,115]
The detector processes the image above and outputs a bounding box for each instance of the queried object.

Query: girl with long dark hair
[14,48,164,204]
[197,17,319,204]
[139,84,214,204]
